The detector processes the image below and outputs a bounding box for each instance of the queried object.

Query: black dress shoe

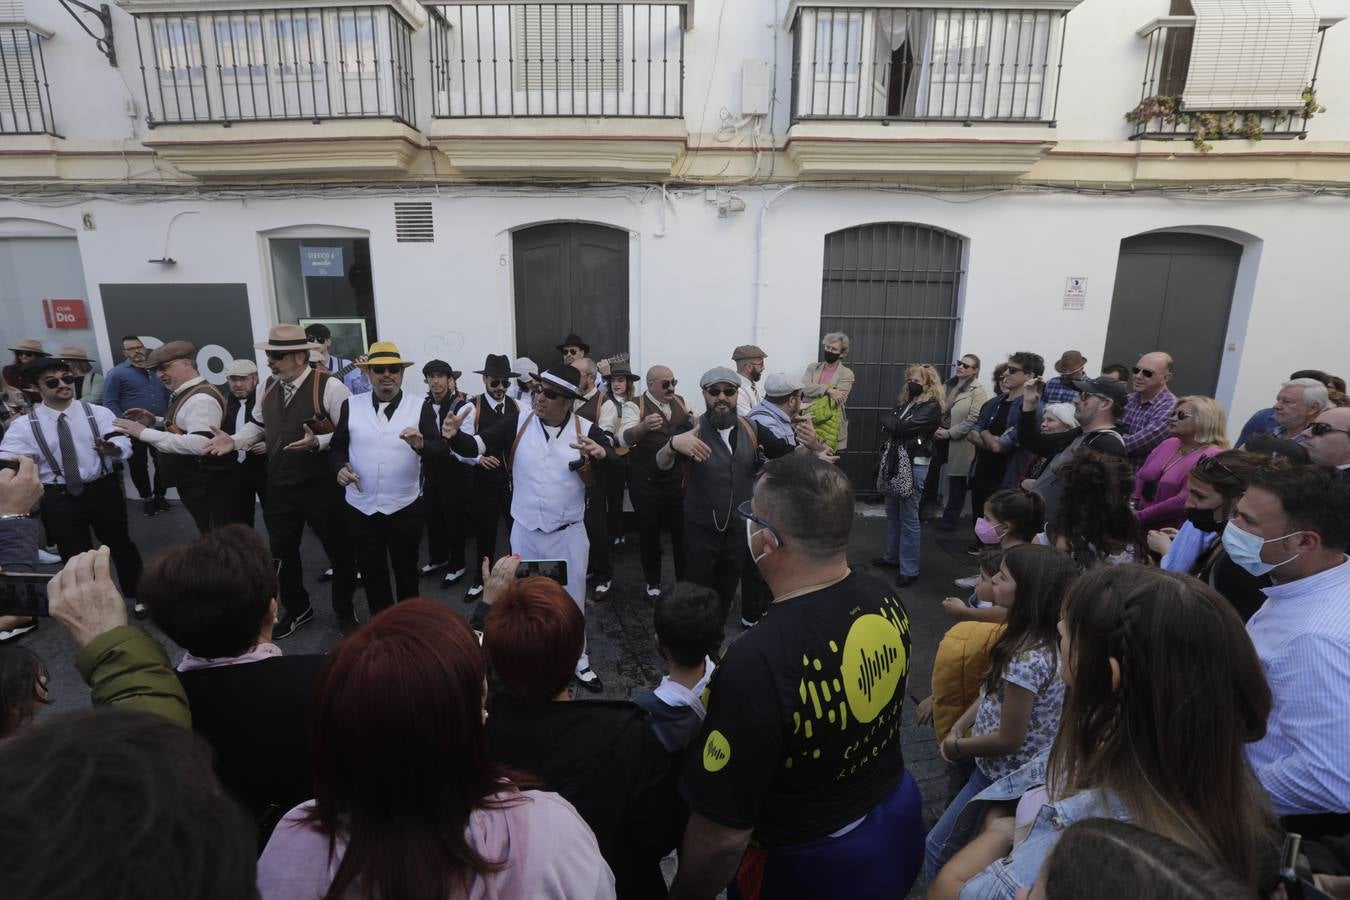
[895,574,918,588]
[575,668,604,693]
[154,496,170,513]
[871,557,900,569]
[142,499,159,517]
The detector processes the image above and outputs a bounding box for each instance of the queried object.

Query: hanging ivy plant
[1125,88,1325,152]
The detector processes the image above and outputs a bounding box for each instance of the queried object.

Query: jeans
[941,475,970,524]
[924,764,994,879]
[882,464,928,577]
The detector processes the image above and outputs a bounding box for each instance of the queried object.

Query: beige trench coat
[802,361,855,450]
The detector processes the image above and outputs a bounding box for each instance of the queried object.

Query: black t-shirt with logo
[682,569,912,847]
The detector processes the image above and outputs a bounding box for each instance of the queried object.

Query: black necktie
[58,413,84,496]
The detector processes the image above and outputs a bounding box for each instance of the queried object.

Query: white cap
[225,359,258,377]
[1045,402,1077,429]
[514,357,538,381]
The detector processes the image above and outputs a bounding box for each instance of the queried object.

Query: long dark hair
[308,599,527,900]
[1049,567,1275,887]
[1050,448,1148,567]
[985,488,1045,543]
[982,544,1079,694]
[1043,819,1257,900]
[0,646,46,739]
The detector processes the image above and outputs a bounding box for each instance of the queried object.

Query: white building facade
[0,0,1346,484]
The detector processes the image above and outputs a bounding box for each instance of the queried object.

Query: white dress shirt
[139,376,224,456]
[1246,557,1350,815]
[0,401,130,485]
[230,367,351,452]
[737,372,763,416]
[618,391,679,448]
[456,395,510,465]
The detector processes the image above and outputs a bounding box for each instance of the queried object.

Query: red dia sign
[43,299,87,330]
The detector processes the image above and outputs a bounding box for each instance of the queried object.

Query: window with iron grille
[511,4,624,93]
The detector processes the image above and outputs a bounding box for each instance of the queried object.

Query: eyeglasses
[954,361,974,370]
[1194,455,1239,481]
[1076,392,1107,403]
[488,379,509,388]
[42,376,79,388]
[539,389,567,401]
[367,365,401,375]
[705,386,738,398]
[737,500,786,549]
[658,379,678,390]
[1004,365,1024,375]
[1170,410,1193,421]
[265,350,293,361]
[1309,421,1350,438]
[1132,367,1155,378]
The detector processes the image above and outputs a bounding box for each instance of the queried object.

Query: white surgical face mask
[746,517,773,566]
[1221,520,1302,577]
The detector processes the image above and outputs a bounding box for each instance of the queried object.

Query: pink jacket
[1132,437,1223,529]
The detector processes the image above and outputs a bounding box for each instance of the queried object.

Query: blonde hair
[1177,396,1229,449]
[904,365,946,411]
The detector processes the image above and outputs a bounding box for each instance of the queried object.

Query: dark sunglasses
[1132,366,1155,378]
[539,389,567,401]
[1194,455,1239,481]
[705,386,738,398]
[265,350,295,361]
[487,379,510,388]
[367,365,400,375]
[1004,365,1024,375]
[15,351,36,358]
[1171,410,1193,421]
[658,379,678,390]
[42,375,79,388]
[954,360,975,369]
[1309,421,1350,437]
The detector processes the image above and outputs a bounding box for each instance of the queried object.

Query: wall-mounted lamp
[149,210,199,266]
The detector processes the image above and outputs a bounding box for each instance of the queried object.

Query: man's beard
[749,370,761,383]
[708,407,736,429]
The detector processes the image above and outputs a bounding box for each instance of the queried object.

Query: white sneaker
[37,548,61,565]
[645,584,661,599]
[953,575,980,590]
[592,581,612,600]
[466,584,484,599]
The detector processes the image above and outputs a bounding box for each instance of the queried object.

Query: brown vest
[628,393,690,494]
[260,370,334,487]
[158,380,231,487]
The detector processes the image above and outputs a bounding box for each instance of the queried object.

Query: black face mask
[906,382,923,398]
[749,370,761,383]
[823,351,841,364]
[1186,507,1223,533]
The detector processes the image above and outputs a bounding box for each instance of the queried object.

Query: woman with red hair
[482,559,681,899]
[256,598,614,899]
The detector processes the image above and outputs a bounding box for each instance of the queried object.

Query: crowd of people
[1,324,1349,900]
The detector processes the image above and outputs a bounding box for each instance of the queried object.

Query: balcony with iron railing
[781,1,1076,180]
[1129,14,1339,149]
[0,23,57,136]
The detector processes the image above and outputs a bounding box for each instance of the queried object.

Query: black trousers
[347,499,423,617]
[263,478,356,622]
[584,470,612,582]
[236,455,268,527]
[176,466,245,535]
[423,464,471,571]
[633,486,685,586]
[41,475,143,597]
[127,440,165,500]
[605,456,629,540]
[941,475,970,524]
[921,440,949,509]
[683,517,743,618]
[470,473,511,583]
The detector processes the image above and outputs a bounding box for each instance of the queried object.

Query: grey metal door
[1103,233,1241,397]
[820,223,964,491]
[513,223,629,369]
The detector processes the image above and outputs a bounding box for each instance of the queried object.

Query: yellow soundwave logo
[842,614,907,724]
[702,729,732,772]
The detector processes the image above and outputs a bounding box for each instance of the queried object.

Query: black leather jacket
[880,398,942,459]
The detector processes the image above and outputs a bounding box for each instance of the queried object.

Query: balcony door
[819,223,963,491]
[512,223,629,370]
[1102,232,1241,398]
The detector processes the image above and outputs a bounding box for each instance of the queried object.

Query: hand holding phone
[0,572,53,618]
[516,559,568,585]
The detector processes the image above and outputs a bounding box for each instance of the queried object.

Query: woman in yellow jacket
[919,549,1006,739]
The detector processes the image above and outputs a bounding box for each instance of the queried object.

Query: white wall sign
[1063,276,1087,310]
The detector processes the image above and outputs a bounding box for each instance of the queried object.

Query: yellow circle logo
[841,614,907,724]
[702,729,732,772]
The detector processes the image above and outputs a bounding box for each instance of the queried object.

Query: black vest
[628,394,691,495]
[474,394,517,484]
[683,415,759,532]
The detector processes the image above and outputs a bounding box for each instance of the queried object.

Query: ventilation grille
[394,202,434,243]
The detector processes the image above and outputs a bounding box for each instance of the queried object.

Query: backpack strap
[737,416,759,451]
[508,412,535,470]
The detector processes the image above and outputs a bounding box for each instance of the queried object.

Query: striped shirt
[1246,556,1350,816]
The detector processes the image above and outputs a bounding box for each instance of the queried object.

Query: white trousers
[510,519,591,673]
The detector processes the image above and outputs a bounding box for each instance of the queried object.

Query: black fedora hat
[556,333,590,354]
[539,364,584,399]
[474,354,519,379]
[422,359,462,379]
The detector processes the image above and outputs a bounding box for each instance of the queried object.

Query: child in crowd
[924,544,1079,879]
[955,488,1043,593]
[921,549,1006,737]
[633,582,724,755]
[928,566,1278,900]
[0,646,47,741]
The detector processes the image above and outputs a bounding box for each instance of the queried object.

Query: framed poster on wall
[300,317,368,364]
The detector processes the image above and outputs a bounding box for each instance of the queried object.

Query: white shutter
[0,27,41,122]
[0,0,25,21]
[1183,0,1321,110]
[512,5,622,92]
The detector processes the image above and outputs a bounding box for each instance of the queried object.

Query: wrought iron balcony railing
[427,1,687,118]
[789,5,1067,124]
[127,3,419,127]
[0,24,57,136]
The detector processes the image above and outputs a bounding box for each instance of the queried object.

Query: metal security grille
[819,223,963,492]
[394,201,434,242]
